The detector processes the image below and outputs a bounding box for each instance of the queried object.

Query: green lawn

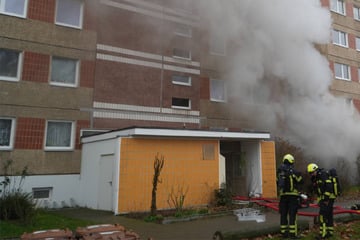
[0,210,96,239]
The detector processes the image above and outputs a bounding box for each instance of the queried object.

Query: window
[172,75,191,86]
[209,33,226,55]
[33,187,52,199]
[354,6,360,21]
[173,48,191,60]
[45,120,75,150]
[0,48,22,82]
[210,79,226,102]
[332,29,348,47]
[0,117,15,150]
[0,0,27,17]
[174,24,192,38]
[358,68,360,81]
[330,0,345,15]
[202,144,215,160]
[50,56,79,87]
[55,0,83,29]
[334,63,350,80]
[172,97,191,109]
[356,37,360,51]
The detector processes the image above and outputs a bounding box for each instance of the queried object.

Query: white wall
[78,137,119,211]
[0,174,80,209]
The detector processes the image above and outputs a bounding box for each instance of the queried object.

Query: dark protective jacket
[276,163,303,196]
[311,168,337,201]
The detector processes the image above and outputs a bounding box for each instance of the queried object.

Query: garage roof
[82,127,270,144]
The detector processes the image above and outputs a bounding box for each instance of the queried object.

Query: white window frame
[55,0,84,29]
[0,0,28,18]
[332,29,348,47]
[32,187,53,200]
[50,56,79,87]
[209,33,226,56]
[0,48,22,82]
[356,37,360,51]
[0,117,16,150]
[330,0,346,15]
[171,97,191,110]
[210,79,227,102]
[354,6,360,21]
[172,75,191,86]
[174,24,192,38]
[44,120,75,151]
[173,48,191,60]
[334,63,350,81]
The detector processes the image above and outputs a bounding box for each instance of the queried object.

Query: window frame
[332,29,348,47]
[0,0,28,18]
[32,187,53,200]
[174,24,192,38]
[356,37,360,51]
[44,120,75,151]
[209,33,226,56]
[0,48,22,82]
[0,117,16,150]
[354,5,360,21]
[172,75,192,86]
[171,97,191,110]
[330,0,346,15]
[55,0,84,29]
[210,78,227,102]
[173,48,191,60]
[334,63,350,81]
[50,56,79,87]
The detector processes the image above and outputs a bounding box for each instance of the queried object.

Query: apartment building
[322,0,360,110]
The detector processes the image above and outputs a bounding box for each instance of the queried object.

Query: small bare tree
[150,153,164,216]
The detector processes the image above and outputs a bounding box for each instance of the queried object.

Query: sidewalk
[54,200,360,240]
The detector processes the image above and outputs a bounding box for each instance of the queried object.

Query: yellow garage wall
[261,141,277,198]
[118,138,219,213]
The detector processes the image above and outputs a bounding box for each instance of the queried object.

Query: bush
[214,183,232,207]
[0,191,36,223]
[0,159,36,224]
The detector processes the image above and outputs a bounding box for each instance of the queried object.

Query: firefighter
[277,154,303,239]
[307,163,336,239]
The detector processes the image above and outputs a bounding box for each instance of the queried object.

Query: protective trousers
[319,199,334,238]
[279,195,299,237]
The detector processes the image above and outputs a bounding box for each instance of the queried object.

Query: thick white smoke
[198,0,360,182]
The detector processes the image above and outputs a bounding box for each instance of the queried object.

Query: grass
[0,209,96,239]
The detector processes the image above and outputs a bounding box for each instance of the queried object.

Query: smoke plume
[198,0,360,182]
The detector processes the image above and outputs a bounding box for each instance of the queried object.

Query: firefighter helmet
[307,163,318,173]
[283,154,295,164]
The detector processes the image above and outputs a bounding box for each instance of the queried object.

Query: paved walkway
[54,200,360,240]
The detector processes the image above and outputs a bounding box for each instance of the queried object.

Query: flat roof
[81,127,271,144]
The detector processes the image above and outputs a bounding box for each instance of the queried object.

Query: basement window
[172,97,191,109]
[33,187,52,199]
